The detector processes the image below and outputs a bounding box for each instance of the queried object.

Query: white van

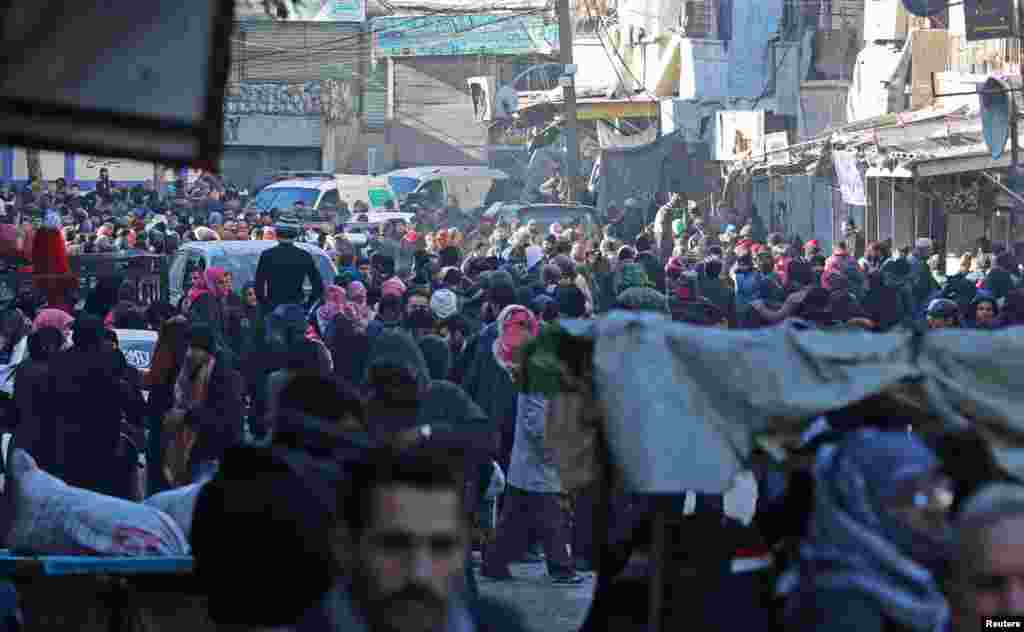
[386,166,512,211]
[335,174,397,210]
[248,175,397,214]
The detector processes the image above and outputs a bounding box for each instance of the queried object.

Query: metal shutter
[364,62,388,131]
[232,21,364,83]
[391,56,491,166]
[219,146,323,192]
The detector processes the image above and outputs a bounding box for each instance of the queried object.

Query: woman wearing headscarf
[328,304,371,388]
[31,308,73,347]
[188,266,230,344]
[10,327,64,432]
[163,324,244,488]
[482,305,583,584]
[24,315,147,498]
[0,309,30,387]
[144,316,191,495]
[785,429,954,632]
[228,281,264,358]
[346,280,373,326]
[314,284,346,340]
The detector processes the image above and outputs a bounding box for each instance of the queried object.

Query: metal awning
[908,130,1024,177]
[520,96,659,121]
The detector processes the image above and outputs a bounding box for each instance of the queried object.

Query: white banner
[833,150,866,206]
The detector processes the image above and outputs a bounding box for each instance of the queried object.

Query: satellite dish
[901,0,946,17]
[981,77,1012,160]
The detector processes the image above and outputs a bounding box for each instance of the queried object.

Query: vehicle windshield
[250,187,320,211]
[388,176,420,196]
[210,249,335,292]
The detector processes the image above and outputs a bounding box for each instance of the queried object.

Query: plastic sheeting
[846,41,911,121]
[727,0,784,98]
[551,312,1024,494]
[596,132,717,213]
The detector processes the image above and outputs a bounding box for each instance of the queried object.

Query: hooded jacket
[463,320,519,472]
[365,331,492,453]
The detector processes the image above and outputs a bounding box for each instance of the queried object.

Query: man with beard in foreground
[299,447,528,632]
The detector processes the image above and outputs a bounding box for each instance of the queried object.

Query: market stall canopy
[528,312,1024,495]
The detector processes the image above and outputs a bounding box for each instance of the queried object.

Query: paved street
[476,560,595,632]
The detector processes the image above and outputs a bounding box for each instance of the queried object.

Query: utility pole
[557,0,580,202]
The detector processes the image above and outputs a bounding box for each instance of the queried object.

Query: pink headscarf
[381,277,407,299]
[33,308,73,335]
[347,281,372,322]
[492,305,539,374]
[317,284,347,331]
[206,267,229,299]
[347,281,367,306]
[0,225,19,258]
[187,266,228,303]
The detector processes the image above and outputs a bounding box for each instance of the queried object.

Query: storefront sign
[76,155,154,183]
[374,15,557,58]
[281,0,366,23]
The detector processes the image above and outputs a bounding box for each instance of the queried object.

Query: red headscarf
[493,305,539,374]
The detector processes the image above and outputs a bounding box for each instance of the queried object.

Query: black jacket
[254,241,324,312]
[20,347,146,499]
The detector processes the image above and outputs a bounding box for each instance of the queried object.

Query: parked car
[247,176,336,214]
[168,240,337,308]
[247,175,398,228]
[480,203,599,238]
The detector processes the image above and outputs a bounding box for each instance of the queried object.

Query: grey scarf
[791,431,950,632]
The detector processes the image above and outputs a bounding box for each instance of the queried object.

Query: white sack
[144,482,207,539]
[7,449,189,556]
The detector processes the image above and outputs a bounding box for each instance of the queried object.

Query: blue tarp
[0,552,193,576]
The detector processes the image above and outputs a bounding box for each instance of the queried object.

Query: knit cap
[430,289,458,320]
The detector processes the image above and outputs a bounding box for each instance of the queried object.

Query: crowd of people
[0,176,1020,632]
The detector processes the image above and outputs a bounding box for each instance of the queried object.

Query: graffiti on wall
[224,82,324,117]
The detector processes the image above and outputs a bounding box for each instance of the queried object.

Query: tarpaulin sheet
[552,312,1024,494]
[727,0,784,98]
[596,132,716,213]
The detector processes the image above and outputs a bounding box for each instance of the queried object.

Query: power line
[233,7,551,81]
[237,6,550,66]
